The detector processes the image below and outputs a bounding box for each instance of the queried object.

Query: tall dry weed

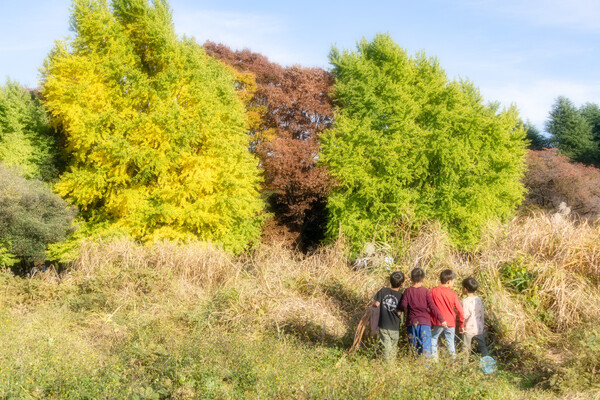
[74,238,236,290]
[65,211,600,351]
[478,213,600,332]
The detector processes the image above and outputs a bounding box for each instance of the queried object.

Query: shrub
[0,163,76,264]
[523,148,600,218]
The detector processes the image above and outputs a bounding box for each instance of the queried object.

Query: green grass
[2,213,600,399]
[0,269,559,400]
[0,301,550,400]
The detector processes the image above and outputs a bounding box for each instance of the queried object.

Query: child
[430,269,465,359]
[373,271,405,361]
[461,277,489,358]
[401,268,446,356]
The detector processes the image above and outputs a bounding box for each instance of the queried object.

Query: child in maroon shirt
[401,268,446,356]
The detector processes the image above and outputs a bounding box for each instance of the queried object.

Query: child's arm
[400,290,408,313]
[397,293,404,315]
[426,290,447,328]
[462,299,472,331]
[476,298,486,332]
[455,293,465,334]
[372,288,382,307]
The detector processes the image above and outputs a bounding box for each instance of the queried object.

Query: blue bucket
[480,356,497,374]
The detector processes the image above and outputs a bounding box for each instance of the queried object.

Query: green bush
[500,258,537,293]
[0,163,76,264]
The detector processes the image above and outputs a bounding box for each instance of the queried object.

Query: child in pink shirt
[461,277,489,358]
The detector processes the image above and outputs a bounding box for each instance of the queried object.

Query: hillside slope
[0,213,598,399]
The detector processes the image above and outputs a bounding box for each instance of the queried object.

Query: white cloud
[480,79,600,130]
[462,0,600,32]
[171,9,307,66]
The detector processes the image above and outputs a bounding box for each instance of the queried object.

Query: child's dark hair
[440,269,456,284]
[390,271,405,288]
[462,277,479,293]
[410,268,425,283]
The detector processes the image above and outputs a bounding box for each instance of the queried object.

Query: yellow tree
[42,0,264,253]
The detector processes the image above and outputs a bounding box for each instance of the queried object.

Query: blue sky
[1,0,599,131]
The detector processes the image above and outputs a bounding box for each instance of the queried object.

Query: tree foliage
[204,42,334,246]
[0,164,76,265]
[580,102,600,146]
[524,149,600,218]
[0,80,60,181]
[321,34,527,250]
[42,0,264,253]
[546,97,597,165]
[523,120,548,150]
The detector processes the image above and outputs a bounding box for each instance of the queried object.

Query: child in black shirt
[373,271,405,361]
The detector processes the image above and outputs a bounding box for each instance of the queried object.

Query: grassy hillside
[0,212,599,399]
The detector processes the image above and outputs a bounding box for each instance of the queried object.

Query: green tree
[546,97,597,165]
[42,0,264,253]
[523,120,548,150]
[0,164,76,265]
[321,34,527,250]
[580,102,600,146]
[0,80,60,181]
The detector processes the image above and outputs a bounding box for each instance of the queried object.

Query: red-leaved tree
[204,42,334,247]
[524,149,600,218]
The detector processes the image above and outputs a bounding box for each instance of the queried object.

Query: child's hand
[441,321,448,328]
[459,327,465,334]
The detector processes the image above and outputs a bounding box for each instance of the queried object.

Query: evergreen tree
[580,102,600,147]
[523,120,548,150]
[42,0,264,253]
[546,97,597,165]
[0,80,60,181]
[321,34,526,250]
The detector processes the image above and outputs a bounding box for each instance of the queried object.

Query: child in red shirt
[430,269,465,359]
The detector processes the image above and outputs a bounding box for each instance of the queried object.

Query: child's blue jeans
[407,324,432,356]
[431,325,456,359]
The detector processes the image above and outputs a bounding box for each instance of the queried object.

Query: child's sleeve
[400,290,408,312]
[455,293,465,329]
[462,299,472,322]
[373,288,382,303]
[476,298,486,330]
[397,293,404,314]
[426,290,445,323]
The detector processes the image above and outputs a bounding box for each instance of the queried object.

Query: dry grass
[478,213,600,332]
[66,237,378,343]
[74,239,237,289]
[3,211,600,398]
[62,211,600,345]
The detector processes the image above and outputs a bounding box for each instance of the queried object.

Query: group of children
[373,268,488,361]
